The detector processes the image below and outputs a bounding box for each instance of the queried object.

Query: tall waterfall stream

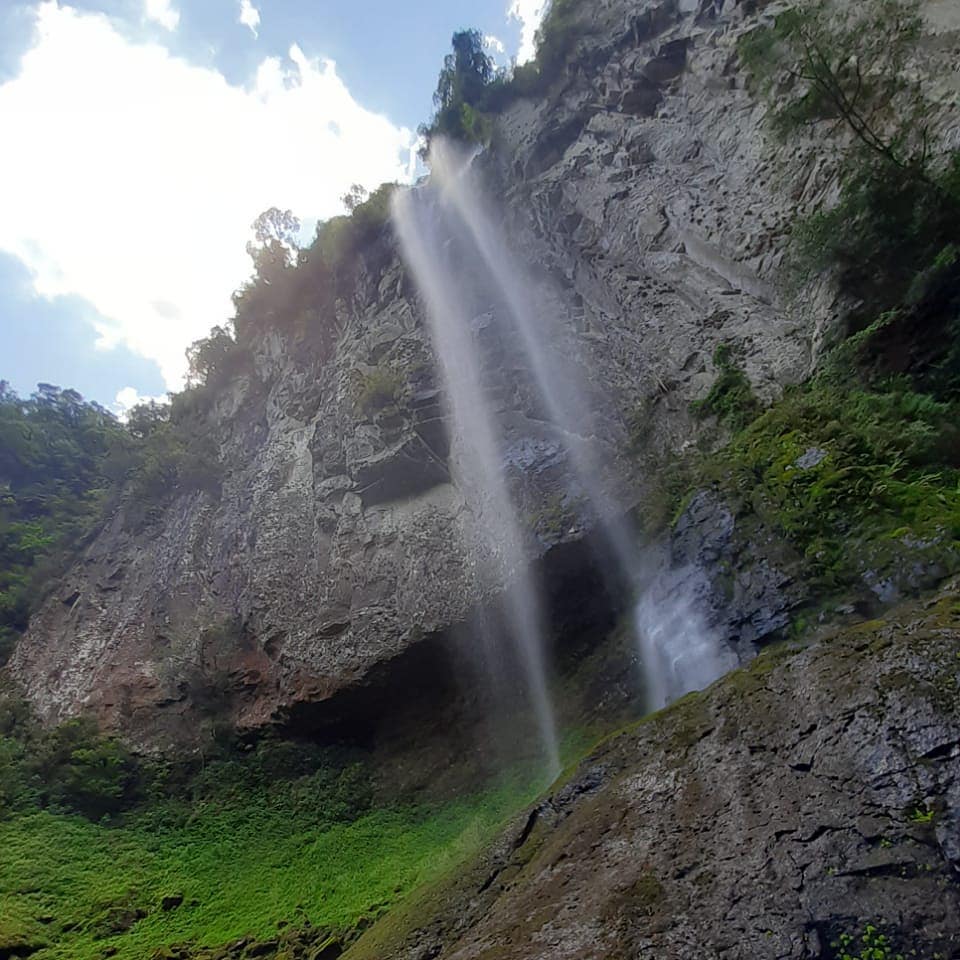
[393,141,734,771]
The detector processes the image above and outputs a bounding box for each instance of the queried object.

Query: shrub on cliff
[419,29,498,153]
[228,187,396,366]
[31,719,138,819]
[121,403,222,529]
[690,342,760,432]
[512,0,588,94]
[738,0,960,317]
[314,181,397,275]
[185,324,249,389]
[792,152,960,323]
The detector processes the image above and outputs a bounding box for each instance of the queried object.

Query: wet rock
[670,489,806,651]
[793,446,828,470]
[357,586,960,960]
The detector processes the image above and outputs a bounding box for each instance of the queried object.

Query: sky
[0,0,549,415]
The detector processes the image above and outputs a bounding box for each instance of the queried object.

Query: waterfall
[633,563,738,710]
[392,187,561,776]
[428,141,642,582]
[393,138,735,749]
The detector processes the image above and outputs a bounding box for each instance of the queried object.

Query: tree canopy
[0,384,127,661]
[419,29,499,152]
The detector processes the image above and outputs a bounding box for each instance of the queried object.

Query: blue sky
[0,0,545,414]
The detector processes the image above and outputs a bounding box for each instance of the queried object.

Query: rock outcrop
[345,584,960,960]
[9,0,960,746]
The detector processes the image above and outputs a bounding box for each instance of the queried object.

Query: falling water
[425,141,733,711]
[394,136,736,745]
[428,142,641,579]
[392,187,561,776]
[633,563,738,710]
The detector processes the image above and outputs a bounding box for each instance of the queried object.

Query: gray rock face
[669,488,807,656]
[9,0,960,746]
[355,585,960,960]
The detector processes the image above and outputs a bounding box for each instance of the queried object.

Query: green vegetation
[0,385,127,663]
[511,0,589,94]
[909,806,935,825]
[628,871,665,915]
[737,0,960,316]
[0,688,144,821]
[0,713,138,821]
[0,689,556,960]
[419,0,593,152]
[420,29,497,152]
[353,366,406,416]
[121,400,223,529]
[314,182,398,275]
[792,155,960,320]
[0,380,225,662]
[690,342,760,431]
[0,778,542,960]
[831,924,910,960]
[693,373,960,592]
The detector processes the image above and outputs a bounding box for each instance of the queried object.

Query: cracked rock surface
[352,584,960,960]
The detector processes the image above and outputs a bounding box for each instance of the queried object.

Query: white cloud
[484,34,506,55]
[0,3,417,389]
[238,0,260,38]
[508,0,548,64]
[112,385,167,420]
[144,0,179,31]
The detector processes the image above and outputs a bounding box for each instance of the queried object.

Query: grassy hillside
[0,755,550,959]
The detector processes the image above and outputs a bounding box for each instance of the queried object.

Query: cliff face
[344,584,960,960]
[10,0,960,747]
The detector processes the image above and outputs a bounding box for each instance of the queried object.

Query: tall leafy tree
[0,384,127,661]
[421,30,497,150]
[434,29,494,114]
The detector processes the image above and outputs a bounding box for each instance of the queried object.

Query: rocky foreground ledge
[338,585,960,960]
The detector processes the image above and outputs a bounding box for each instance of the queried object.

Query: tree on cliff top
[435,29,495,114]
[246,207,301,277]
[419,29,498,153]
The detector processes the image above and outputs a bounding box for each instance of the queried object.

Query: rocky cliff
[9,0,960,748]
[343,583,960,960]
